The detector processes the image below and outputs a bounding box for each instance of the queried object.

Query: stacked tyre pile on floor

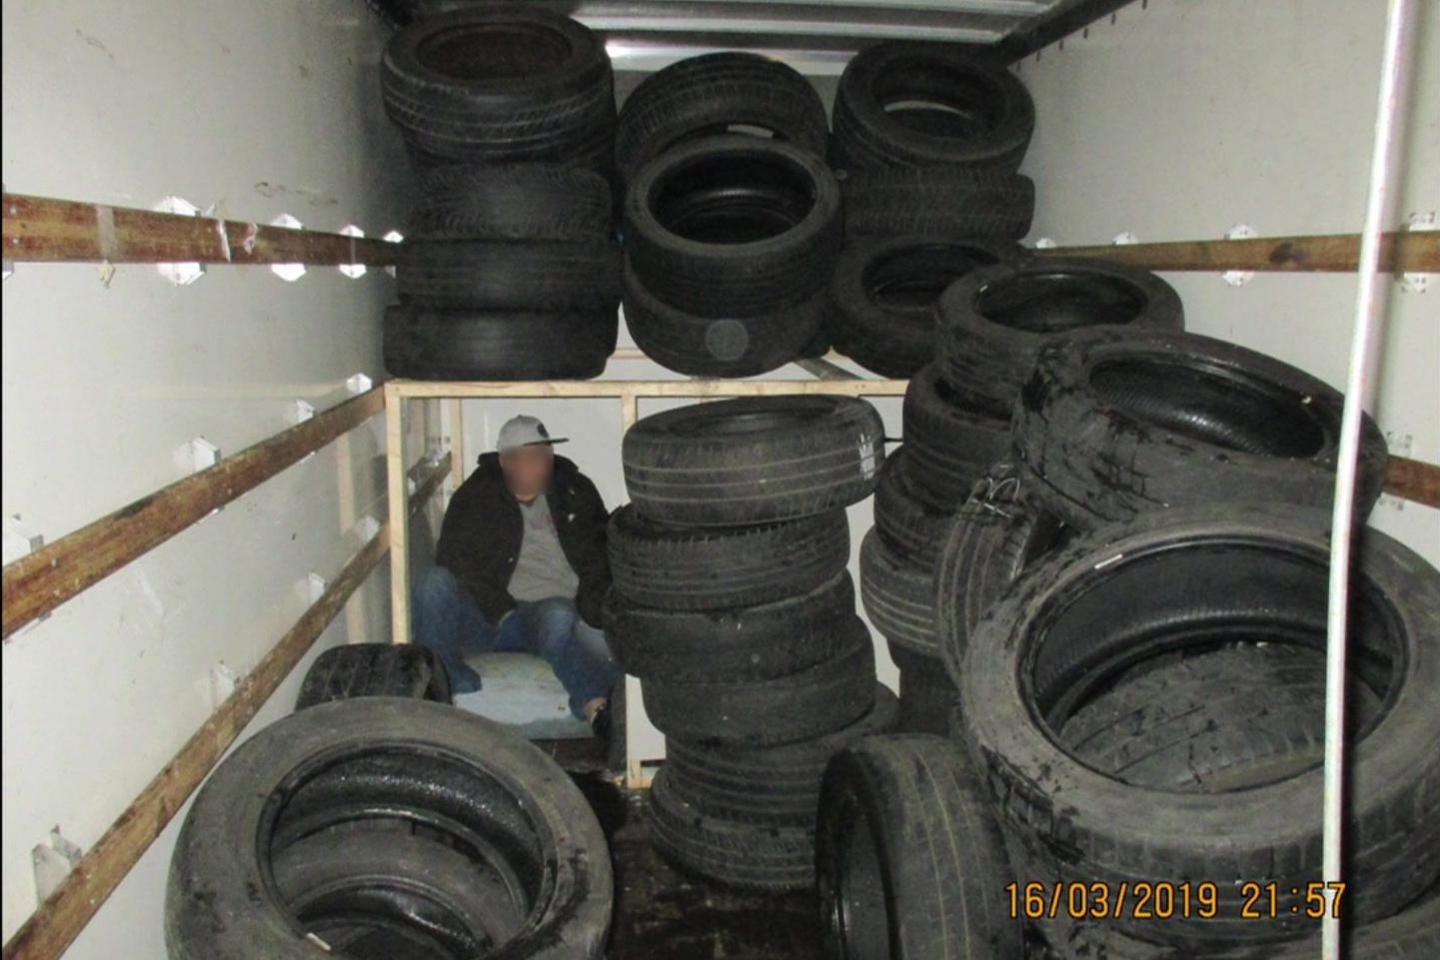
[833,38,1189,734]
[818,322,1440,957]
[616,53,840,375]
[827,40,1037,378]
[164,698,614,958]
[379,7,622,380]
[863,257,1186,733]
[604,395,897,890]
[818,40,1037,733]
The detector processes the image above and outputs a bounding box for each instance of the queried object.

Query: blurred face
[499,444,554,502]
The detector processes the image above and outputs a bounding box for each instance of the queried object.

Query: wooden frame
[1,455,450,960]
[384,374,913,644]
[383,369,911,785]
[2,386,386,640]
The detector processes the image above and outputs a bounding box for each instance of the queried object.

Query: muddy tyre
[165,698,612,960]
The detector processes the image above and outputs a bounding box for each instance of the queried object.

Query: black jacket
[436,452,611,627]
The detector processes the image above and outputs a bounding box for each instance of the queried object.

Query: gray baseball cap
[497,415,567,453]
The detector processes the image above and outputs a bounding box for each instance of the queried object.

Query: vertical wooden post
[447,398,466,493]
[618,389,654,788]
[386,385,412,645]
[334,429,366,644]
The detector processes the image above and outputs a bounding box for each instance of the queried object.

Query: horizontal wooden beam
[0,454,449,960]
[1385,455,1440,510]
[1039,230,1438,273]
[2,387,385,640]
[2,192,400,265]
[399,379,1440,510]
[388,378,912,400]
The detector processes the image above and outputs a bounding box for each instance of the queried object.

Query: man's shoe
[589,702,612,743]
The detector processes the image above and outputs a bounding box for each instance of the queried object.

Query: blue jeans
[412,566,621,720]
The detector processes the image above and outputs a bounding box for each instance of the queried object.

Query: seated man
[413,415,621,736]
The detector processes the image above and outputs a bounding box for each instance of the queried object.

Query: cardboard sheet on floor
[453,651,592,740]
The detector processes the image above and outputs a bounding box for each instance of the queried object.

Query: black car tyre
[887,641,957,736]
[622,395,885,526]
[647,766,815,892]
[623,134,841,317]
[842,167,1035,240]
[615,52,828,183]
[872,449,956,567]
[381,8,616,166]
[831,41,1034,172]
[296,643,451,710]
[383,306,615,381]
[409,164,612,240]
[859,528,936,654]
[622,256,827,377]
[901,362,1012,511]
[1060,644,1383,794]
[643,632,877,748]
[607,504,849,611]
[397,239,621,310]
[1013,328,1388,529]
[816,735,1025,960]
[933,462,1068,686]
[165,699,612,960]
[959,504,1440,949]
[603,574,857,682]
[664,685,900,823]
[936,257,1184,416]
[269,828,524,955]
[830,235,1023,378]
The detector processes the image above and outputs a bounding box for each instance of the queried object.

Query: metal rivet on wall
[338,224,367,279]
[1223,224,1259,286]
[269,213,307,282]
[1400,212,1435,294]
[154,196,205,286]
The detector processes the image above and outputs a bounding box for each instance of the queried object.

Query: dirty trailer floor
[573,775,825,960]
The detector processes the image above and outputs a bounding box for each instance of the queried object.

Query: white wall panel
[0,0,418,951]
[1015,0,1439,563]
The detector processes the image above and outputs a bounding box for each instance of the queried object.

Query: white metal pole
[1321,2,1417,958]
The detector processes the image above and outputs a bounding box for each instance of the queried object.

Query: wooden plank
[2,388,386,640]
[389,378,912,400]
[1385,455,1440,509]
[2,192,401,265]
[0,454,449,960]
[389,380,1440,510]
[447,399,466,492]
[1038,230,1438,273]
[387,386,412,645]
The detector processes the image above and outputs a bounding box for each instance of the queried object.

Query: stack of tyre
[817,325,1440,959]
[827,40,1038,378]
[860,257,1184,734]
[604,395,896,890]
[616,54,840,375]
[380,7,622,380]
